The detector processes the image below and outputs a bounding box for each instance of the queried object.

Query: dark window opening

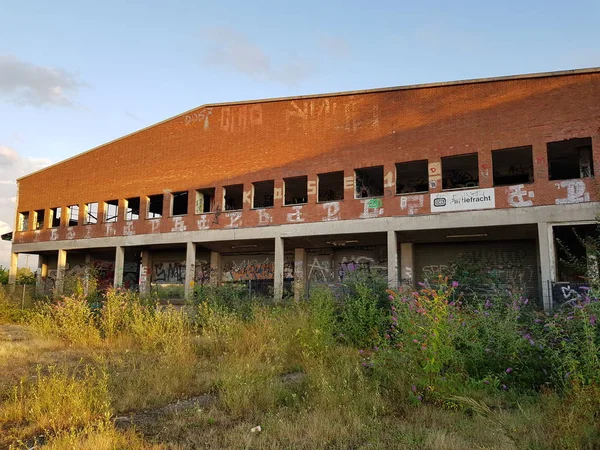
[284,176,308,205]
[50,207,61,228]
[355,166,384,198]
[126,197,140,220]
[548,137,594,181]
[104,200,118,222]
[68,205,79,226]
[172,191,188,216]
[224,184,243,211]
[492,146,534,186]
[442,153,479,190]
[148,194,164,218]
[396,160,429,194]
[18,212,29,231]
[85,202,98,224]
[318,171,344,202]
[195,188,215,213]
[554,224,598,282]
[34,209,44,229]
[253,180,274,208]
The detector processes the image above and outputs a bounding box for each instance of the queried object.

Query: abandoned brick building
[8,67,600,310]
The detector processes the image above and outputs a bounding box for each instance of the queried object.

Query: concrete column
[294,248,307,300]
[537,222,554,312]
[184,242,196,300]
[8,251,18,292]
[400,243,415,289]
[209,251,222,286]
[114,245,124,288]
[36,255,48,295]
[55,249,67,295]
[139,249,152,296]
[274,236,284,300]
[387,231,398,289]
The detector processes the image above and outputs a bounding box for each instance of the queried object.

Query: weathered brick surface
[14,71,600,243]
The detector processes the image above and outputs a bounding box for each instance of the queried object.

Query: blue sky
[0,0,599,266]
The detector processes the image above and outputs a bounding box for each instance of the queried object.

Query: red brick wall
[14,72,600,243]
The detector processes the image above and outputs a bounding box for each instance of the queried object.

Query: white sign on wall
[430,188,495,213]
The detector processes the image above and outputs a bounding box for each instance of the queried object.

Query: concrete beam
[55,249,67,295]
[400,243,415,289]
[114,245,124,288]
[294,247,307,300]
[274,237,284,300]
[184,241,196,300]
[387,231,398,290]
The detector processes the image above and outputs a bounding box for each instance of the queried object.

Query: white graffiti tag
[507,184,535,207]
[555,180,590,204]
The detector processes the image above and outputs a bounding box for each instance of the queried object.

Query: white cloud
[318,35,351,59]
[0,54,87,107]
[0,145,51,268]
[201,27,315,86]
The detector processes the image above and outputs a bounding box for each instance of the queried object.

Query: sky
[0,0,599,268]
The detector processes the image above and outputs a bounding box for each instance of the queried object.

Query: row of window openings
[17,138,594,231]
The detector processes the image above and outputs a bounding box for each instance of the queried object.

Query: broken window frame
[50,207,61,228]
[147,194,164,219]
[252,180,275,209]
[67,205,79,227]
[354,166,384,199]
[441,153,479,190]
[104,200,119,223]
[317,171,344,202]
[18,212,29,231]
[84,202,98,225]
[223,184,244,211]
[125,197,140,221]
[547,137,594,181]
[491,146,534,187]
[195,188,215,214]
[395,160,429,195]
[34,209,45,230]
[284,176,308,206]
[171,191,189,216]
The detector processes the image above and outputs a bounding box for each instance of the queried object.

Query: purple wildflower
[502,384,507,390]
[411,385,417,392]
[505,367,513,374]
[451,281,459,288]
[590,315,597,326]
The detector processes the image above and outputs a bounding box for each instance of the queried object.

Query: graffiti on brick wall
[400,195,424,215]
[154,261,186,284]
[220,105,263,133]
[359,198,384,219]
[308,252,387,283]
[226,211,242,228]
[171,217,187,232]
[321,202,340,221]
[222,255,294,282]
[507,184,535,207]
[257,209,273,226]
[286,206,304,223]
[184,108,213,130]
[285,99,379,133]
[555,179,590,204]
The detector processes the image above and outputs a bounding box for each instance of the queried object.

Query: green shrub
[339,279,387,348]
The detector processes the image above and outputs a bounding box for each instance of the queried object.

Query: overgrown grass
[0,277,599,448]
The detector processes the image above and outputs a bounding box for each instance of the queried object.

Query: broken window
[171,191,188,216]
[68,205,79,226]
[18,212,29,231]
[50,207,61,228]
[318,171,344,202]
[224,184,243,211]
[125,197,140,220]
[554,224,598,282]
[147,194,164,219]
[396,160,428,194]
[547,137,594,181]
[284,176,308,205]
[195,188,215,213]
[492,146,534,186]
[85,202,98,224]
[355,166,384,198]
[253,180,274,208]
[442,153,479,190]
[34,209,45,229]
[104,200,119,223]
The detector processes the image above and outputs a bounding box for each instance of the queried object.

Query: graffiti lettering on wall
[507,184,535,208]
[220,105,263,133]
[285,99,379,133]
[308,253,386,283]
[286,206,304,223]
[223,258,274,282]
[50,229,58,241]
[184,108,213,130]
[171,217,187,232]
[257,209,273,226]
[123,221,135,236]
[321,202,340,221]
[197,215,210,230]
[66,227,76,240]
[359,199,384,219]
[155,262,186,284]
[212,206,222,225]
[400,195,424,215]
[226,211,242,228]
[422,265,449,279]
[308,256,335,282]
[555,179,590,204]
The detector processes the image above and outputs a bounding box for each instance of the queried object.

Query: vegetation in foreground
[0,270,599,449]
